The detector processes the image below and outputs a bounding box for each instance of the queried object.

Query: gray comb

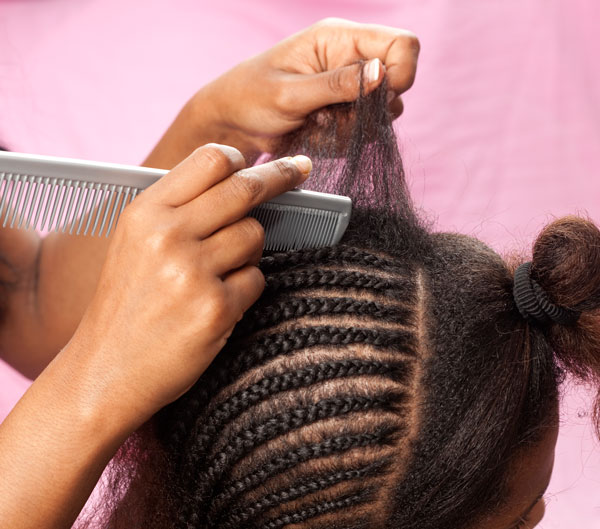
[0,151,352,251]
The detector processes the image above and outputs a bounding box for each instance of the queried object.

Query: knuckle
[156,255,195,294]
[193,144,239,175]
[119,201,145,228]
[240,217,265,247]
[231,170,264,202]
[273,84,294,113]
[404,31,421,55]
[169,267,195,293]
[250,266,266,291]
[203,287,231,324]
[142,214,180,253]
[145,229,171,254]
[271,159,299,188]
[394,32,420,90]
[327,67,353,96]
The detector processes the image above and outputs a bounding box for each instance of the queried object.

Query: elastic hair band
[513,262,581,326]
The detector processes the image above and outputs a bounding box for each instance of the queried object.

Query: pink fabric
[1,0,599,526]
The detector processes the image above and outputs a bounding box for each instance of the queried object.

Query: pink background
[1,0,599,526]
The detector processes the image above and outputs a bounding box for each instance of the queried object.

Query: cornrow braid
[207,426,401,521]
[163,322,416,455]
[260,246,409,275]
[191,359,410,462]
[163,324,416,458]
[225,325,418,377]
[263,270,414,299]
[96,79,579,529]
[162,245,424,529]
[185,325,418,416]
[236,297,414,335]
[259,486,376,529]
[189,392,406,511]
[216,458,393,528]
[134,186,427,529]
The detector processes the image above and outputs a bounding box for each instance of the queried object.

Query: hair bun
[531,216,600,312]
[530,216,600,425]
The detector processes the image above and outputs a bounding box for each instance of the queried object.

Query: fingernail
[292,155,312,175]
[363,58,381,83]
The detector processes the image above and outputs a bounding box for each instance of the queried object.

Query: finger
[201,217,265,276]
[314,20,420,95]
[356,27,419,95]
[388,94,404,119]
[224,265,266,316]
[288,58,384,112]
[182,155,312,239]
[146,143,246,207]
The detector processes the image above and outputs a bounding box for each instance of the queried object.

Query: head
[93,82,600,529]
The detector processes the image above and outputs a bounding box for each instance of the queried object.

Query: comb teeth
[0,172,139,236]
[0,152,352,250]
[249,203,343,251]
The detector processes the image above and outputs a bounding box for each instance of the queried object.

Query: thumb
[291,58,384,114]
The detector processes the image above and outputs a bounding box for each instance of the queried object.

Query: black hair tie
[513,262,581,326]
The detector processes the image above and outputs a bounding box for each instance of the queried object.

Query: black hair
[86,80,600,529]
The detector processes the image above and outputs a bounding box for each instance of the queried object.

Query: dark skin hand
[0,18,420,379]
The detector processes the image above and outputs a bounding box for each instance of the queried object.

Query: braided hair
[91,80,600,529]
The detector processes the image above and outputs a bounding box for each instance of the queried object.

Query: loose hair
[88,79,600,529]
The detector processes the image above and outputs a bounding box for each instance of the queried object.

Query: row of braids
[93,77,438,529]
[82,65,600,529]
[156,244,427,529]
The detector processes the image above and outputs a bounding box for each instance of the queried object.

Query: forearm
[0,231,110,379]
[0,340,137,529]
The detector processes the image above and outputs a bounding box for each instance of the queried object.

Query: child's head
[97,83,600,529]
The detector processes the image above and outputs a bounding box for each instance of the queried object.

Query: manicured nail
[292,155,312,175]
[364,58,381,83]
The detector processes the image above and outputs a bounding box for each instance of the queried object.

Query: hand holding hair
[0,145,311,529]
[144,18,419,168]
